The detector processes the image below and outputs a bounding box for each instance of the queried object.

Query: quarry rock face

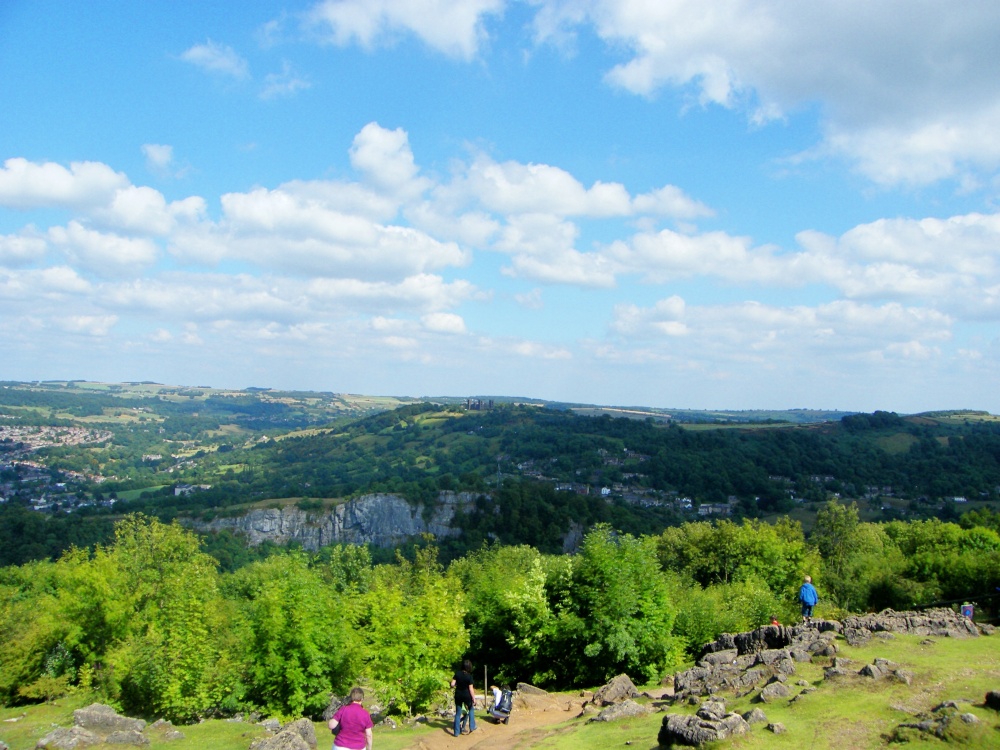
[194,491,479,549]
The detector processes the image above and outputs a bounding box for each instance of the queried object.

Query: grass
[1,633,998,749]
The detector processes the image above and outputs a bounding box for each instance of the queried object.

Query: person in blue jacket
[799,575,819,624]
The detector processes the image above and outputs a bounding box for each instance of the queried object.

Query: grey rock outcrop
[249,732,310,750]
[38,705,149,749]
[841,608,979,645]
[514,684,561,712]
[758,682,790,703]
[193,492,479,550]
[73,704,146,736]
[104,730,148,746]
[593,674,640,705]
[890,700,980,741]
[279,719,316,749]
[673,623,836,702]
[35,727,102,749]
[658,699,750,747]
[589,700,649,722]
[249,719,317,750]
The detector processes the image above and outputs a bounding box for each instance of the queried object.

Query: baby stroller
[488,687,513,725]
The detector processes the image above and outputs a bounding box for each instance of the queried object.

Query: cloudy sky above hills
[2,0,1000,412]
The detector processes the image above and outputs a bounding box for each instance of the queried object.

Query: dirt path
[400,695,587,750]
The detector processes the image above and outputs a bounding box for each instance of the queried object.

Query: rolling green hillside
[2,381,1000,566]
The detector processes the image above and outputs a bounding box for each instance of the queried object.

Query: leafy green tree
[672,577,789,654]
[656,517,817,597]
[357,545,467,714]
[809,501,860,608]
[106,515,230,721]
[550,525,683,686]
[449,544,554,686]
[224,552,357,719]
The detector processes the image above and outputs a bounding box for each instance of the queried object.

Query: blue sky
[3,1,1000,412]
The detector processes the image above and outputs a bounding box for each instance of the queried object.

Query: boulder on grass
[279,719,316,749]
[589,700,649,723]
[73,704,146,735]
[593,674,640,706]
[104,730,149,746]
[657,700,750,747]
[248,731,311,750]
[35,726,102,749]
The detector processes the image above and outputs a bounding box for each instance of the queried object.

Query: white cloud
[609,296,954,366]
[531,0,1000,187]
[92,186,206,236]
[0,267,91,303]
[306,273,478,313]
[421,311,467,333]
[306,0,504,60]
[180,40,250,79]
[609,227,780,283]
[495,213,616,287]
[507,339,572,360]
[0,232,47,267]
[465,156,631,217]
[260,61,311,99]
[514,287,544,309]
[279,178,400,221]
[217,186,467,279]
[101,274,298,322]
[795,212,1000,313]
[349,122,431,199]
[0,158,127,210]
[48,221,159,278]
[142,144,174,173]
[55,315,118,336]
[633,185,714,220]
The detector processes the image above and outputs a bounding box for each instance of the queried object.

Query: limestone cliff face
[193,491,477,550]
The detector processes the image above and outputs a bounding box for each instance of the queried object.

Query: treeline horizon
[2,505,998,725]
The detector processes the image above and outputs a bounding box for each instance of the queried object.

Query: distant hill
[2,380,999,566]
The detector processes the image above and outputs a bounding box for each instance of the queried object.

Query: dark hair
[462,659,473,673]
[348,687,364,703]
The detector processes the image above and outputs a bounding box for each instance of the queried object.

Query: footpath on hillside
[399,690,589,750]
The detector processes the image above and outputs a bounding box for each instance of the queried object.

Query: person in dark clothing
[450,659,477,736]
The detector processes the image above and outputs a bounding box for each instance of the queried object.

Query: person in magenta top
[328,687,374,750]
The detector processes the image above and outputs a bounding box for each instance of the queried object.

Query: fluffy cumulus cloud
[306,0,505,60]
[315,1,1000,187]
[0,232,47,267]
[527,0,1000,186]
[4,118,1000,403]
[0,158,127,210]
[464,157,632,217]
[48,222,159,278]
[349,122,431,199]
[609,295,954,366]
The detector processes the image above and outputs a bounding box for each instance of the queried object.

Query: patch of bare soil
[400,694,587,750]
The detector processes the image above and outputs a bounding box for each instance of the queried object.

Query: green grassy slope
[2,632,996,750]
